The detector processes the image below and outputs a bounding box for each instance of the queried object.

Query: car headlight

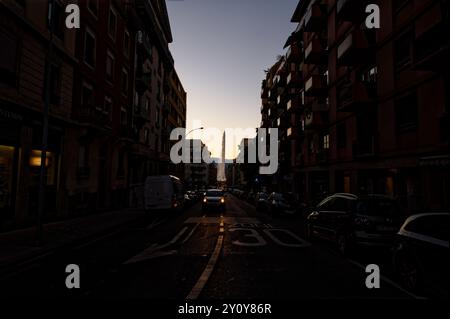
[220,198,225,204]
[203,198,207,203]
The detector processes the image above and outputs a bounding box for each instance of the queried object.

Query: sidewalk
[0,209,146,272]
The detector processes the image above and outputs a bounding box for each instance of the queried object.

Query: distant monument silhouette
[217,131,227,185]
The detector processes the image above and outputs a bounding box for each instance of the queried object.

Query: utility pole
[37,0,55,245]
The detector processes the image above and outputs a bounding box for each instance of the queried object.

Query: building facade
[0,0,187,229]
[261,0,448,212]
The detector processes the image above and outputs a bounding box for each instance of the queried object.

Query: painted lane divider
[123,226,191,265]
[186,234,224,300]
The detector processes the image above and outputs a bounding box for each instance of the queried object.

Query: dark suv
[306,193,405,255]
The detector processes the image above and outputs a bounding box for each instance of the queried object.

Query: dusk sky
[167,0,299,159]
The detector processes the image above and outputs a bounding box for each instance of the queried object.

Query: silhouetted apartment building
[0,0,78,226]
[0,0,186,229]
[261,0,448,212]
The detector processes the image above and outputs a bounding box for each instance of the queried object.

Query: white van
[144,175,185,212]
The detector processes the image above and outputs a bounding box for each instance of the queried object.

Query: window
[50,1,65,40]
[124,30,130,57]
[120,106,127,126]
[144,128,149,144]
[104,96,112,118]
[395,31,413,70]
[323,134,330,150]
[77,143,90,178]
[43,63,61,105]
[121,69,128,95]
[0,29,18,86]
[108,6,117,40]
[155,108,160,128]
[117,150,125,177]
[87,0,98,17]
[337,123,347,149]
[396,93,418,131]
[84,28,96,68]
[106,50,115,83]
[81,83,94,109]
[361,66,377,83]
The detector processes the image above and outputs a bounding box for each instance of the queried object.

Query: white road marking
[182,223,200,244]
[123,227,189,265]
[186,235,224,300]
[347,259,427,300]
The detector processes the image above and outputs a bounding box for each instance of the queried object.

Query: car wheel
[396,253,423,293]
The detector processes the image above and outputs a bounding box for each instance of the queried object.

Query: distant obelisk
[217,131,227,184]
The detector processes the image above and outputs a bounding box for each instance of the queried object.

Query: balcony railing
[336,0,368,21]
[304,3,325,32]
[79,107,111,128]
[286,44,302,62]
[337,76,376,112]
[337,29,374,66]
[305,75,328,97]
[287,71,301,87]
[304,38,327,65]
[287,97,301,112]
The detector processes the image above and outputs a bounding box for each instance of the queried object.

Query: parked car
[266,192,298,216]
[306,193,405,255]
[255,192,269,211]
[144,175,185,212]
[202,189,227,213]
[392,213,449,298]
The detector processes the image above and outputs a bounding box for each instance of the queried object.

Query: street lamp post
[186,127,204,137]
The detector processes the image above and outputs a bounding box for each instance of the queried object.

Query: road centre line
[186,235,224,300]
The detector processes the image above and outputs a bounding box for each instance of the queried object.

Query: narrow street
[0,195,415,299]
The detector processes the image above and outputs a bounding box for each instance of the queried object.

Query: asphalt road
[0,195,417,299]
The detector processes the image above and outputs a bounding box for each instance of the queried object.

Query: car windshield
[356,198,399,217]
[206,191,223,197]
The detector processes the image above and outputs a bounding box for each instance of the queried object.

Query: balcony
[412,14,448,72]
[304,3,325,32]
[305,75,328,97]
[337,76,376,112]
[134,105,149,127]
[337,29,374,66]
[287,97,301,112]
[352,137,376,158]
[336,0,368,22]
[304,111,325,130]
[135,65,152,94]
[287,71,301,88]
[286,44,302,62]
[79,107,111,128]
[304,38,327,65]
[315,149,329,165]
[311,99,329,112]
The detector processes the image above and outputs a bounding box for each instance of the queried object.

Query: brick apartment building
[0,0,187,229]
[261,0,448,213]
